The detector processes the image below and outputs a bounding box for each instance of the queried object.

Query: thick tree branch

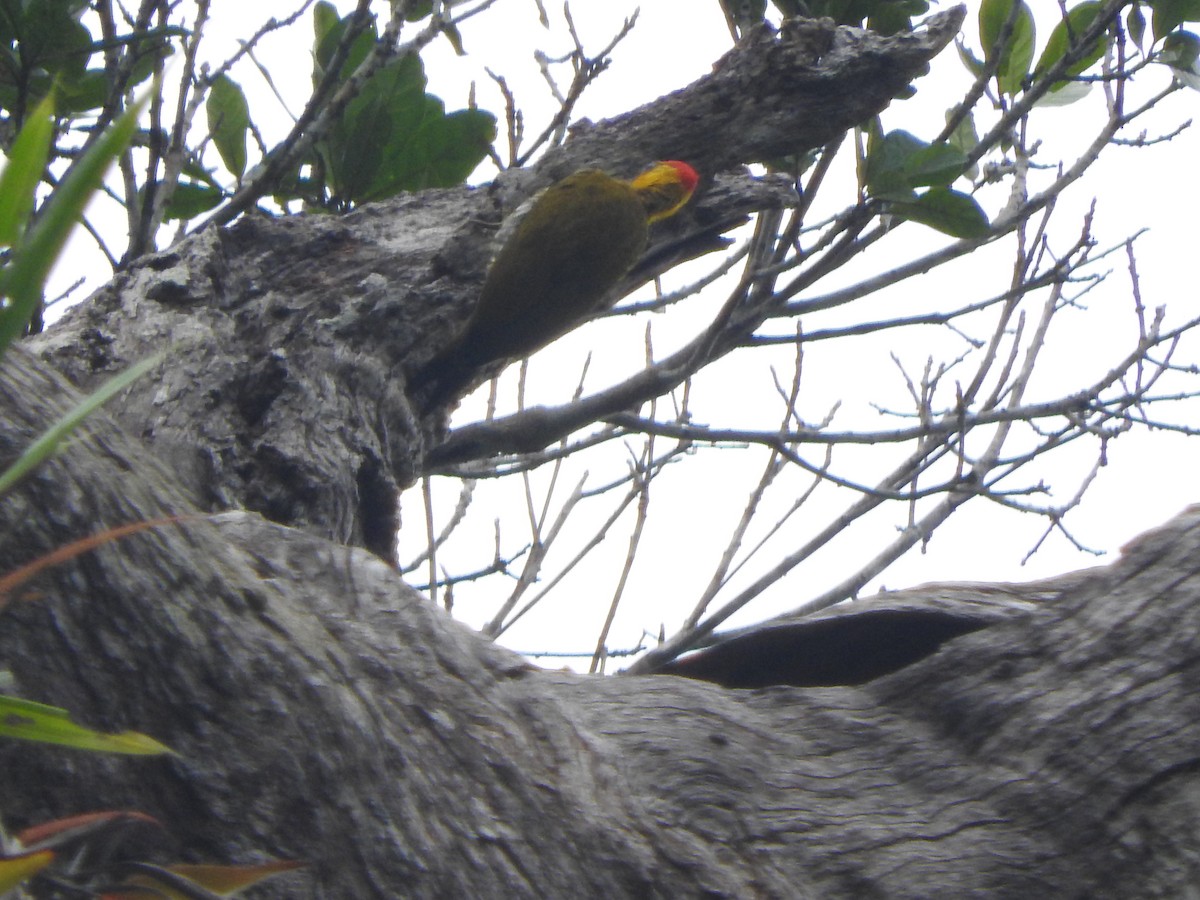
[4,347,1200,896]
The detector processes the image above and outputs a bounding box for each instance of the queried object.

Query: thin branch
[590,424,655,673]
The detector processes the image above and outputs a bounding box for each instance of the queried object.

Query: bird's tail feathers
[410,349,477,415]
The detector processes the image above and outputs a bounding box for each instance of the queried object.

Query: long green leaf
[1153,0,1200,41]
[207,74,250,179]
[980,0,1037,95]
[162,180,226,221]
[0,92,148,358]
[0,95,55,248]
[0,351,164,497]
[893,188,992,238]
[0,694,173,755]
[1034,1,1107,92]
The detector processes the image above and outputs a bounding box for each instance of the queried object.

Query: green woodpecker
[412,160,699,411]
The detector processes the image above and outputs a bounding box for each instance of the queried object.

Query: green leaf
[0,694,172,755]
[1159,30,1200,88]
[206,74,250,179]
[980,0,1037,95]
[0,849,53,892]
[1032,80,1093,106]
[0,351,165,497]
[1128,4,1147,48]
[905,142,968,188]
[865,129,966,199]
[0,1,95,113]
[319,53,426,204]
[17,3,93,80]
[892,188,991,238]
[313,0,340,52]
[309,7,494,206]
[440,20,467,55]
[360,91,443,200]
[1034,2,1107,91]
[0,94,54,249]
[0,92,145,358]
[957,40,986,78]
[868,0,929,35]
[370,105,496,198]
[313,0,377,84]
[126,860,304,897]
[1152,0,1200,41]
[56,68,107,114]
[128,35,174,87]
[161,180,225,221]
[945,109,980,179]
[866,128,925,198]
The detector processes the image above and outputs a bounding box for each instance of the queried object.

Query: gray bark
[15,8,1198,899]
[5,345,1200,897]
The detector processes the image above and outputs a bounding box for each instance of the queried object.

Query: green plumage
[462,169,648,363]
[413,169,650,410]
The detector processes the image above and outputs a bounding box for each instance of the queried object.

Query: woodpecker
[411,160,699,412]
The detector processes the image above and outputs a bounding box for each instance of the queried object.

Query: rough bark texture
[5,345,1200,897]
[13,8,1198,899]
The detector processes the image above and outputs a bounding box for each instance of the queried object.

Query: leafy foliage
[293,1,497,209]
[980,0,1036,96]
[1149,0,1200,38]
[0,95,144,355]
[0,0,496,273]
[969,0,1200,99]
[0,0,171,123]
[207,74,251,181]
[721,0,930,40]
[1034,1,1107,90]
[792,0,929,32]
[862,125,988,237]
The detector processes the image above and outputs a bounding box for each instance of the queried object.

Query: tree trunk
[17,9,1200,898]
